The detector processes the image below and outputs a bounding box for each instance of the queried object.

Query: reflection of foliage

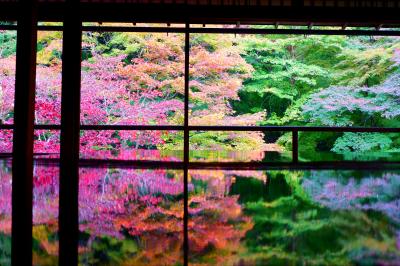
[242,171,400,265]
[32,225,58,266]
[189,170,400,265]
[189,195,253,266]
[244,197,400,265]
[3,165,400,265]
[77,168,184,265]
[0,233,11,266]
[303,171,400,223]
[79,236,138,266]
[189,171,260,266]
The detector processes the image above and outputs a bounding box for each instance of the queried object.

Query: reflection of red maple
[188,170,266,265]
[189,195,252,250]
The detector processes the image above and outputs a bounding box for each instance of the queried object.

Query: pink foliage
[0,56,15,125]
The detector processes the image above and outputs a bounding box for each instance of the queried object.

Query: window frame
[1,21,400,266]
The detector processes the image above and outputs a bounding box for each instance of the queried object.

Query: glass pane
[80,31,184,126]
[35,30,62,125]
[0,29,17,125]
[189,169,400,265]
[78,168,184,265]
[34,130,60,157]
[189,131,291,162]
[189,33,400,129]
[32,164,59,265]
[80,130,183,161]
[0,159,12,265]
[0,129,13,153]
[298,132,400,162]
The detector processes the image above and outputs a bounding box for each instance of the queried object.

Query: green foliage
[276,132,292,150]
[235,36,331,124]
[299,132,341,155]
[295,35,345,68]
[332,133,394,153]
[189,131,261,151]
[82,32,146,61]
[334,39,398,87]
[190,34,233,52]
[303,73,400,127]
[0,30,16,58]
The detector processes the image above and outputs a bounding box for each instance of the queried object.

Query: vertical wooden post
[183,23,190,266]
[11,1,37,265]
[59,0,82,265]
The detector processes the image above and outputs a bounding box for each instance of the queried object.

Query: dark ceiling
[1,0,400,27]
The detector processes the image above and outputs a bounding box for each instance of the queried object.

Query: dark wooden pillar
[11,1,37,265]
[183,24,190,266]
[59,0,82,265]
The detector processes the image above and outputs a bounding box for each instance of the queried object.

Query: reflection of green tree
[230,174,291,203]
[235,172,400,266]
[0,233,11,266]
[78,235,138,266]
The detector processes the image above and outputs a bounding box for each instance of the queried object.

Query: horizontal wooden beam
[1,2,400,26]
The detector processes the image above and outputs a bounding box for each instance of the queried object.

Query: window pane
[80,130,183,161]
[298,132,400,162]
[0,29,16,125]
[35,30,62,125]
[189,33,400,129]
[78,168,184,265]
[32,164,59,265]
[189,131,291,162]
[34,130,60,156]
[189,169,400,265]
[80,31,184,126]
